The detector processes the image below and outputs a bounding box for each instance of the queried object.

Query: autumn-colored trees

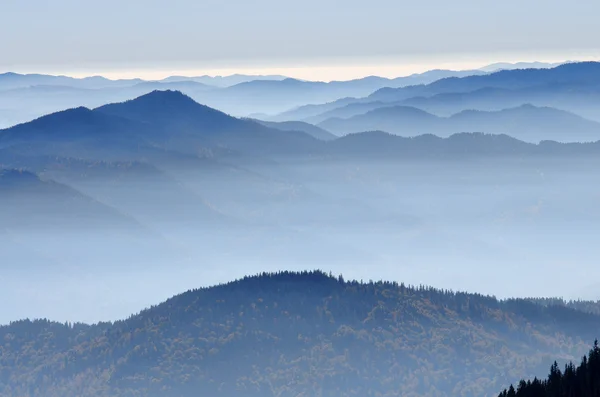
[1,271,599,397]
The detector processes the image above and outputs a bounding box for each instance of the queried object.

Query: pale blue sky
[1,0,599,80]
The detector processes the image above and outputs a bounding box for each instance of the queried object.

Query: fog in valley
[2,143,600,323]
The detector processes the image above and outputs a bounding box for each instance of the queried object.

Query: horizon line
[2,56,595,83]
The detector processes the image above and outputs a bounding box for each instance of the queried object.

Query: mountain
[0,84,152,129]
[4,97,600,164]
[319,106,438,136]
[0,106,156,159]
[302,84,600,125]
[318,104,600,143]
[128,80,215,93]
[6,64,599,130]
[282,62,600,125]
[160,74,289,87]
[399,83,600,122]
[480,61,566,72]
[0,68,489,127]
[95,89,242,130]
[304,100,390,124]
[1,270,599,397]
[391,68,488,85]
[201,78,335,116]
[95,90,321,156]
[251,119,337,140]
[270,97,361,122]
[369,62,600,103]
[0,90,321,158]
[449,105,600,142]
[203,69,488,117]
[0,72,144,90]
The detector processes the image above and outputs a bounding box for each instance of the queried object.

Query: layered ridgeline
[2,62,597,130]
[1,271,600,397]
[498,342,600,397]
[0,67,488,128]
[2,89,600,160]
[274,62,600,128]
[317,105,600,143]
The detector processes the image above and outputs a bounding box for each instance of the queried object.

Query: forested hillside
[1,271,599,397]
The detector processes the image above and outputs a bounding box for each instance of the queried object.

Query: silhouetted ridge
[99,89,223,114]
[498,341,600,397]
[125,89,199,106]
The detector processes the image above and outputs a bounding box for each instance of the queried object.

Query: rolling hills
[318,104,600,142]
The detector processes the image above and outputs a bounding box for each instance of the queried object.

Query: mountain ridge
[318,104,600,143]
[1,270,599,397]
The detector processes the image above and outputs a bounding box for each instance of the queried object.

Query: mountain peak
[133,89,196,104]
[99,90,208,112]
[95,90,233,127]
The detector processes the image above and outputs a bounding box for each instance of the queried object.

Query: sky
[1,0,600,81]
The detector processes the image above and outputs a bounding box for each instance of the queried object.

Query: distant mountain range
[4,62,600,129]
[159,74,289,87]
[0,71,144,90]
[368,62,600,103]
[479,61,567,72]
[2,90,600,159]
[270,62,600,126]
[318,104,600,143]
[0,68,493,126]
[185,70,489,116]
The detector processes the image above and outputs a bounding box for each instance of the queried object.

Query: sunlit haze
[6,51,600,81]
